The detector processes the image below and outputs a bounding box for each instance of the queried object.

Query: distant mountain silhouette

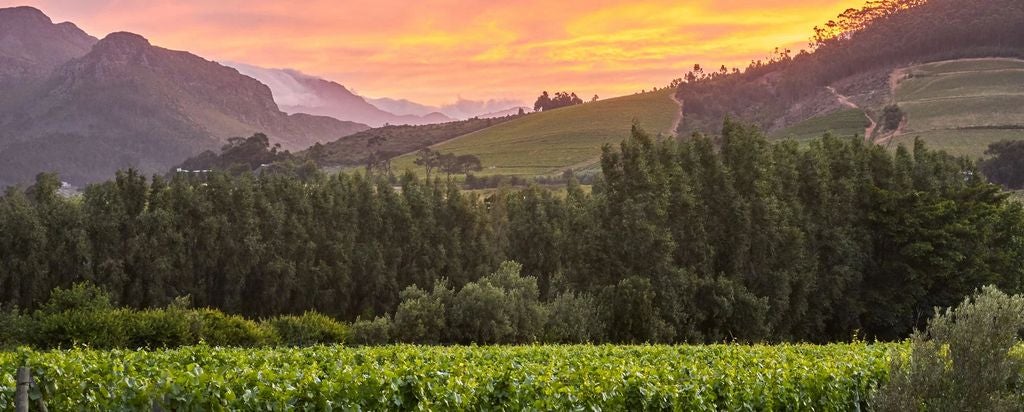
[365,97,441,118]
[227,63,453,127]
[0,7,368,187]
[477,107,529,119]
[369,97,527,121]
[367,97,528,120]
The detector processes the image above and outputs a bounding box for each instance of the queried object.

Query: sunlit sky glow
[4,0,864,105]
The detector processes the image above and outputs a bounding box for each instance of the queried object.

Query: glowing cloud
[4,0,866,105]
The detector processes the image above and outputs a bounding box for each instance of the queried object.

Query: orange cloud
[4,0,865,105]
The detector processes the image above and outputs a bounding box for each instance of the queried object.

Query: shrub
[264,312,348,346]
[478,261,546,343]
[25,283,129,349]
[599,276,671,343]
[449,282,513,344]
[543,292,604,343]
[24,307,277,349]
[882,104,904,131]
[5,284,323,349]
[393,281,451,344]
[40,282,113,314]
[391,262,554,344]
[33,309,129,349]
[188,309,271,347]
[872,286,1024,411]
[0,307,30,349]
[349,315,393,345]
[124,308,194,349]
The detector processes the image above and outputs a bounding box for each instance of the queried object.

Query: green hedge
[0,284,348,349]
[7,308,274,349]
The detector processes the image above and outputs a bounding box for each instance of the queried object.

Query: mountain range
[0,6,371,186]
[228,63,528,125]
[0,6,527,188]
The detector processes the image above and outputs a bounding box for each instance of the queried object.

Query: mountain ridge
[0,11,368,187]
[0,6,96,96]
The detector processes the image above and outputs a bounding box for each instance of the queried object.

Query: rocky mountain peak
[98,32,151,47]
[89,32,151,60]
[0,6,52,25]
[0,6,97,83]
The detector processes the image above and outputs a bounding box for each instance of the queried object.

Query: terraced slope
[890,58,1024,159]
[392,89,680,176]
[773,58,1024,159]
[773,109,873,141]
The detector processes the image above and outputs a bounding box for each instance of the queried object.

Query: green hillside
[891,58,1024,159]
[773,109,872,141]
[302,115,522,168]
[769,58,1024,159]
[392,89,680,176]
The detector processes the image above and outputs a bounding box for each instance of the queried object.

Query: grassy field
[898,95,1024,131]
[891,58,1024,157]
[906,58,1024,76]
[888,128,1024,160]
[391,89,680,177]
[773,109,872,141]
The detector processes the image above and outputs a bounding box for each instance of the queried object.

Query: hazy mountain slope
[391,89,680,176]
[437,98,526,120]
[227,63,452,127]
[0,6,96,111]
[365,97,439,117]
[0,28,367,187]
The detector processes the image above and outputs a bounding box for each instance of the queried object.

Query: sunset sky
[4,0,865,106]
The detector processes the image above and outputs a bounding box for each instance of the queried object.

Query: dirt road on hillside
[669,93,683,137]
[827,86,877,140]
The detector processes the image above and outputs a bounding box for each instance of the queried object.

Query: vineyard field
[0,344,897,411]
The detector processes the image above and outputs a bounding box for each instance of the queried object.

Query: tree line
[2,121,1023,343]
[533,91,586,112]
[176,116,523,178]
[413,148,483,179]
[305,115,521,169]
[175,133,290,173]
